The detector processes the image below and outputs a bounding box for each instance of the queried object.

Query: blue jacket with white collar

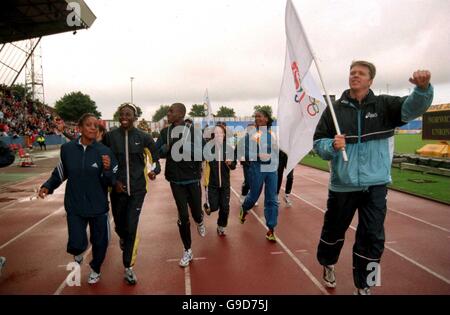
[42,138,118,216]
[313,85,433,192]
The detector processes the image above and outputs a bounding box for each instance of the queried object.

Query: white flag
[277,0,327,174]
[203,89,213,126]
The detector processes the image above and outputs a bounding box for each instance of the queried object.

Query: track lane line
[54,216,114,295]
[230,186,329,295]
[0,206,64,250]
[297,174,450,233]
[288,191,450,285]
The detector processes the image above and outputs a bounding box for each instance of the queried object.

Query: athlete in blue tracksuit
[313,61,433,294]
[239,109,279,242]
[39,113,118,284]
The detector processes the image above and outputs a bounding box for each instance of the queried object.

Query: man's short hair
[171,103,186,117]
[350,60,376,80]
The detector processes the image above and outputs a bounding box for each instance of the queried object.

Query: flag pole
[289,0,348,161]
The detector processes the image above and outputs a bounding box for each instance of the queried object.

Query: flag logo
[291,61,306,103]
[306,96,321,117]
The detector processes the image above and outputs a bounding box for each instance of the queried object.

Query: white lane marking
[0,206,64,250]
[297,174,450,233]
[388,207,450,233]
[185,266,192,295]
[289,191,450,285]
[230,186,329,295]
[166,257,207,262]
[54,216,113,295]
[54,248,93,295]
[166,257,207,295]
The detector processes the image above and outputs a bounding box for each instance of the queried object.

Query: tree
[189,104,206,117]
[55,91,101,122]
[113,104,142,121]
[216,106,235,117]
[11,84,30,99]
[253,105,273,117]
[152,105,170,122]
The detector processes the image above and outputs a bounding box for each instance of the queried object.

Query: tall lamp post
[130,76,134,104]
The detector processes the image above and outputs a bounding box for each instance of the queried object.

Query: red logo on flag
[291,61,306,103]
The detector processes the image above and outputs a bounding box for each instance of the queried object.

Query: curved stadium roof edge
[0,0,96,44]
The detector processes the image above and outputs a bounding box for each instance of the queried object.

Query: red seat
[18,148,34,167]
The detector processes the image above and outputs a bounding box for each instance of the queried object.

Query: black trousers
[317,185,388,289]
[110,191,146,268]
[241,164,250,196]
[208,186,231,227]
[170,181,203,250]
[277,169,294,195]
[66,212,109,274]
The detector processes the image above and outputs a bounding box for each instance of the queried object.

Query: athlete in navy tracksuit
[39,113,118,284]
[103,103,161,285]
[156,103,206,268]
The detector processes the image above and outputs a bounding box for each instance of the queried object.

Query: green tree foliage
[189,104,206,117]
[55,91,101,122]
[253,105,273,117]
[216,106,236,117]
[152,105,170,122]
[10,84,30,99]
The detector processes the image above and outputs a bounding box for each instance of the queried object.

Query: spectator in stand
[36,134,46,151]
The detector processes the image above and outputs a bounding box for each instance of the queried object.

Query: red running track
[0,164,449,295]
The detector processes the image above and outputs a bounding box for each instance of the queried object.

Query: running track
[0,162,449,295]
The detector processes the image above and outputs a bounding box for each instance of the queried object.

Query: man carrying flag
[314,62,433,294]
[279,0,434,295]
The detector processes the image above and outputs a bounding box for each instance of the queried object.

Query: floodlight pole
[130,76,134,104]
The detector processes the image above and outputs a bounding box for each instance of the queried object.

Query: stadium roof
[0,0,96,44]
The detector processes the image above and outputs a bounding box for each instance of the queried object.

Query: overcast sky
[33,0,450,120]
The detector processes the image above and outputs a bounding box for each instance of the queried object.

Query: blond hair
[350,60,376,80]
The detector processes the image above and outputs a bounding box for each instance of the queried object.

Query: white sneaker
[124,267,137,285]
[217,225,226,236]
[240,195,245,204]
[284,194,292,207]
[254,201,259,207]
[197,222,206,237]
[87,269,101,284]
[74,254,83,265]
[323,265,336,288]
[179,249,193,267]
[0,256,6,276]
[354,287,371,295]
